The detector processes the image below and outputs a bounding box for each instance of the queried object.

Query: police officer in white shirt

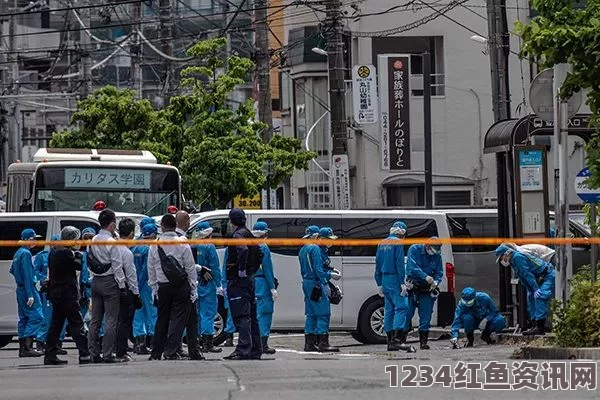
[115,218,142,362]
[148,214,198,360]
[88,209,128,363]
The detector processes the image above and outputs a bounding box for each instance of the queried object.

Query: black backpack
[86,247,112,275]
[157,246,188,286]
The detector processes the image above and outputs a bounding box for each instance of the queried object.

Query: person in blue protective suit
[298,226,341,352]
[79,228,96,322]
[33,234,67,355]
[194,221,223,353]
[131,223,158,355]
[374,221,416,353]
[10,229,45,357]
[221,247,236,347]
[252,221,278,355]
[405,237,444,350]
[450,287,506,348]
[496,243,555,336]
[138,216,157,238]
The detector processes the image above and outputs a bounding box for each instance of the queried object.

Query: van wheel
[213,297,228,346]
[358,298,386,344]
[0,335,13,349]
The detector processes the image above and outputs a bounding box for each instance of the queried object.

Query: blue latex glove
[534,289,542,299]
[238,270,247,278]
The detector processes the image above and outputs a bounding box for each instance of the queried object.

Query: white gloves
[450,337,458,345]
[401,284,408,297]
[190,293,198,304]
[425,276,434,285]
[217,286,224,296]
[271,288,278,300]
[429,281,439,291]
[330,268,342,281]
[27,297,34,307]
[377,286,384,297]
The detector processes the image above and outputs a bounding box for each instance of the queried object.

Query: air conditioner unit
[483,196,498,207]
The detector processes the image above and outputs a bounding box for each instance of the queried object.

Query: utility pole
[131,0,142,97]
[423,52,433,209]
[78,5,92,99]
[8,0,20,164]
[254,0,273,143]
[159,0,174,105]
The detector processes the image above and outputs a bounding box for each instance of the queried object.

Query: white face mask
[426,247,440,256]
[500,259,510,267]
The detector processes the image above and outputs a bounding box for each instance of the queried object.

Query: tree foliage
[50,38,316,208]
[515,0,600,188]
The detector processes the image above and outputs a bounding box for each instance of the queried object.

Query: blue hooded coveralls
[450,292,506,338]
[132,243,157,338]
[196,243,221,336]
[255,244,276,337]
[10,247,44,339]
[375,234,408,333]
[405,244,443,332]
[299,243,332,335]
[510,252,555,321]
[222,249,236,334]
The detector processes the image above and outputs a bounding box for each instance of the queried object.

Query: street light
[470,35,489,44]
[311,46,328,56]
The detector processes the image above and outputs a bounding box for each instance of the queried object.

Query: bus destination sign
[65,168,151,190]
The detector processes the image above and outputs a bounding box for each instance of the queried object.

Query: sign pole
[591,204,597,283]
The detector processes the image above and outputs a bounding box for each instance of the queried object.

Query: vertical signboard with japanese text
[332,154,351,209]
[378,54,411,170]
[352,65,378,124]
[514,146,549,237]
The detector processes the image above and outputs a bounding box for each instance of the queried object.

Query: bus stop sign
[575,167,600,203]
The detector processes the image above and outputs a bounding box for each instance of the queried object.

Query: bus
[6,148,182,216]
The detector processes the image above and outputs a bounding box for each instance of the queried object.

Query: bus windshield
[33,164,181,215]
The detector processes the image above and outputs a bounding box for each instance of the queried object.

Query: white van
[187,209,456,344]
[0,211,146,348]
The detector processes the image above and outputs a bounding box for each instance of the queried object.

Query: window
[434,190,472,207]
[0,221,48,260]
[342,218,439,256]
[386,186,424,207]
[448,216,498,252]
[60,220,101,236]
[257,216,342,256]
[188,218,232,248]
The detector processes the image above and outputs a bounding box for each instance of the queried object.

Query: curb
[521,346,600,360]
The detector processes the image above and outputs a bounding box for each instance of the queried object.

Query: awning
[484,114,594,154]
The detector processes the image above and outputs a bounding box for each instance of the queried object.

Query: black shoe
[419,331,430,350]
[36,341,46,354]
[189,350,206,360]
[481,330,495,344]
[223,351,247,360]
[202,335,223,353]
[386,331,402,351]
[21,337,43,358]
[303,334,318,352]
[261,336,276,354]
[44,357,68,365]
[18,338,25,357]
[56,341,68,356]
[79,355,92,365]
[465,332,475,347]
[116,353,133,362]
[92,356,103,364]
[146,335,154,350]
[222,333,234,347]
[164,353,182,361]
[103,356,125,363]
[523,319,546,336]
[395,331,417,353]
[134,336,151,355]
[148,354,162,361]
[176,347,189,359]
[317,334,339,353]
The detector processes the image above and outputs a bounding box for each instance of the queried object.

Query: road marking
[275,348,371,357]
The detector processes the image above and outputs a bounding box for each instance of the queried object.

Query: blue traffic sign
[575,167,600,203]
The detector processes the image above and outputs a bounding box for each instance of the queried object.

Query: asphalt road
[0,333,598,400]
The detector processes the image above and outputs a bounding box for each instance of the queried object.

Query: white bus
[7,148,182,216]
[187,209,457,345]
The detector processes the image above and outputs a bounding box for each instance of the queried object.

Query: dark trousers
[228,277,262,358]
[46,285,89,359]
[151,282,190,359]
[116,289,135,357]
[185,300,200,357]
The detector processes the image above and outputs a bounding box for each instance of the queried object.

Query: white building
[279,0,588,210]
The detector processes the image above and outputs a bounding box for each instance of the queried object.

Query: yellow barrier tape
[1,237,596,247]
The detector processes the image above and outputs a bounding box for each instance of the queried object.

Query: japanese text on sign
[385,361,597,390]
[65,168,151,190]
[352,65,378,125]
[387,56,411,170]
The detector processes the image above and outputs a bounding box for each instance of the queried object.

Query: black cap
[229,208,246,226]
